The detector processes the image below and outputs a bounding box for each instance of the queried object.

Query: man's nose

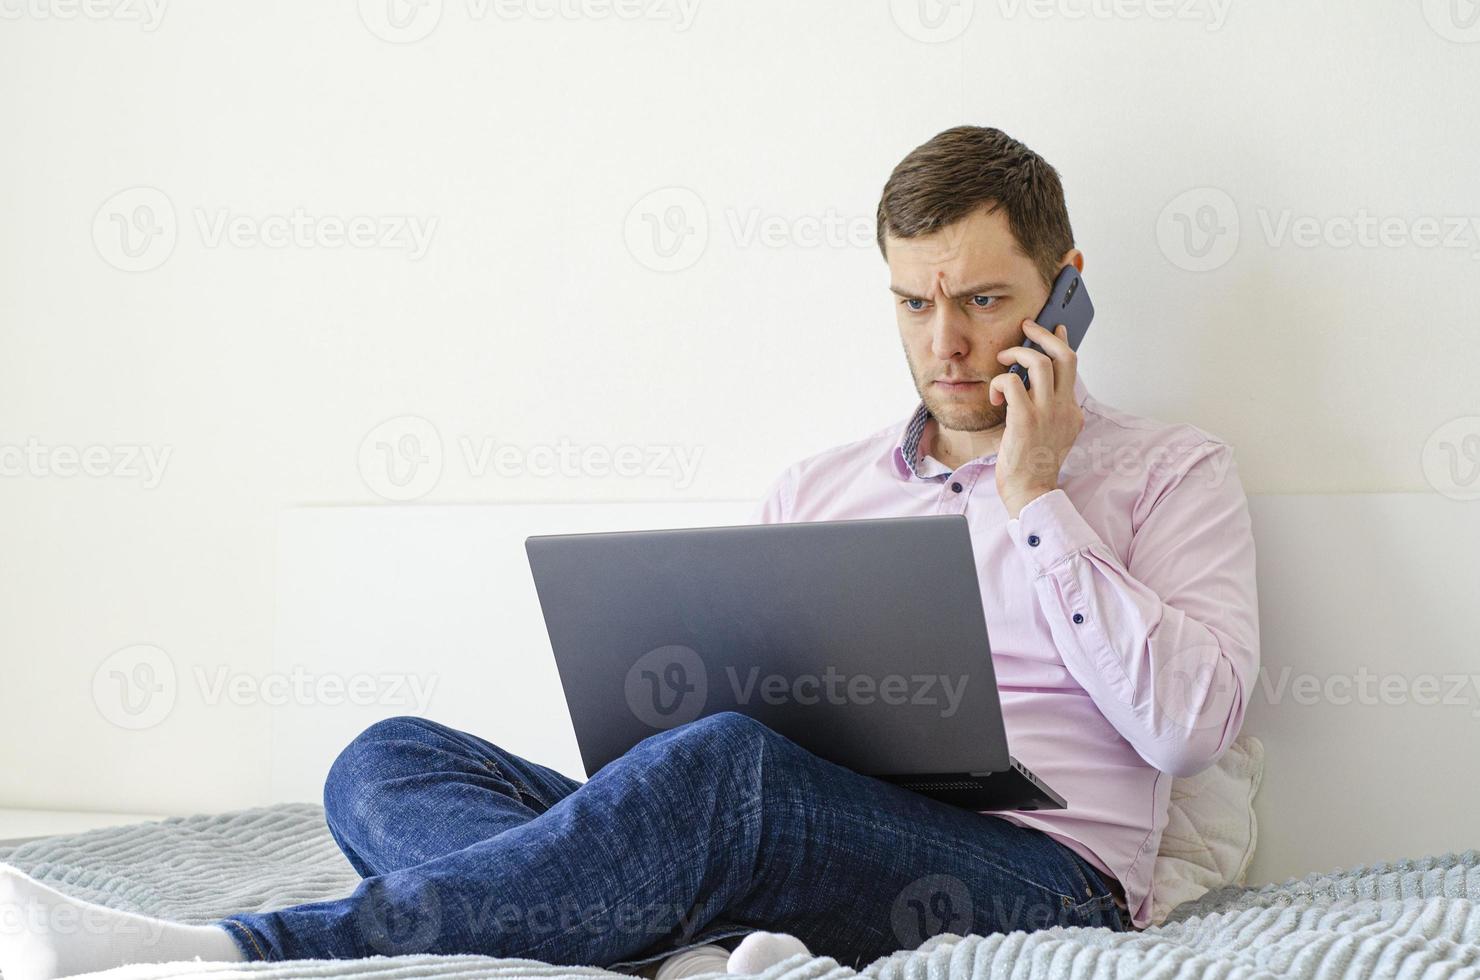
[928,301,970,361]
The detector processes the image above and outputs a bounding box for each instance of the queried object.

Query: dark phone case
[1009,266,1094,390]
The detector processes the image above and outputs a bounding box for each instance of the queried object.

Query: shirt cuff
[1006,488,1104,575]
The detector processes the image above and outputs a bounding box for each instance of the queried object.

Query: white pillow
[1149,734,1264,925]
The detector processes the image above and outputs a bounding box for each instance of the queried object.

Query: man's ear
[1060,248,1085,273]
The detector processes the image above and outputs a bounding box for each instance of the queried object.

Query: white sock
[726,932,810,975]
[654,942,732,980]
[0,864,245,980]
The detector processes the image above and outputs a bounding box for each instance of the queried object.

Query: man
[0,126,1258,980]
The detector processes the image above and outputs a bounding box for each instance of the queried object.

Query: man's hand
[989,320,1085,519]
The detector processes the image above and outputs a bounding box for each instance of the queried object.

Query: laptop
[524,514,1066,811]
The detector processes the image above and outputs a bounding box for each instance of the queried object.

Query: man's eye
[902,299,928,312]
[970,295,999,308]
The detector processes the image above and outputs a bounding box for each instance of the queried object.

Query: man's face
[886,204,1055,432]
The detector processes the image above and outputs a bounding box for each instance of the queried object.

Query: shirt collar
[891,373,1091,480]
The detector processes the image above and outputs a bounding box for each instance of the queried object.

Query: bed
[2,801,1478,979]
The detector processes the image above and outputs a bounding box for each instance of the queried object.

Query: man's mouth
[933,379,984,392]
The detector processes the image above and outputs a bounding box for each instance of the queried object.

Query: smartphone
[1009,265,1094,391]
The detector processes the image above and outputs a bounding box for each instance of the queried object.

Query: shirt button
[1027,534,1041,547]
[950,482,963,493]
[1072,613,1085,624]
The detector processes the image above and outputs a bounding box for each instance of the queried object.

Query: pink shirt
[748,372,1260,929]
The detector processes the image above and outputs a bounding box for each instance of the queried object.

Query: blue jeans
[219,713,1128,969]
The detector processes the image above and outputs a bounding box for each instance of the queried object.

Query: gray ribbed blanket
[2,803,1477,979]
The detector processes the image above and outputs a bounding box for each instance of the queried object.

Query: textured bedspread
[2,803,1478,979]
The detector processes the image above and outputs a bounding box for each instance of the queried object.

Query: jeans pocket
[1062,892,1124,931]
[1057,856,1125,931]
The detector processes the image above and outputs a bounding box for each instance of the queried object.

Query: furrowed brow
[889,281,1013,301]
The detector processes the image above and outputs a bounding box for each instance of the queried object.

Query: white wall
[3,1,1479,815]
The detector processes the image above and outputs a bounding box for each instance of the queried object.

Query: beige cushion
[1149,734,1264,924]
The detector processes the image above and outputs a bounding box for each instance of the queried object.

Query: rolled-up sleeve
[1005,440,1259,778]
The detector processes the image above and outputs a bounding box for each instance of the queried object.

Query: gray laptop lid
[525,515,1011,778]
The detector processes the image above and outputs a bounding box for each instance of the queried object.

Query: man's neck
[922,416,1004,471]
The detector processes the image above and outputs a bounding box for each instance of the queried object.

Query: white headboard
[272,494,1480,887]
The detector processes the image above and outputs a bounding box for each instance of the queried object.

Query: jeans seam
[220,918,270,962]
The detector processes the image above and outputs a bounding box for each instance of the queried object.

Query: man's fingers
[989,369,1026,408]
[1023,320,1078,400]
[997,333,1054,404]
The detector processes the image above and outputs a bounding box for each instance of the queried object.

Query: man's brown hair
[875,126,1075,288]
